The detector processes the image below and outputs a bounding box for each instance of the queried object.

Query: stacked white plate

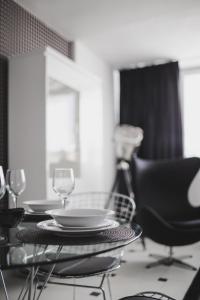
[24,200,63,215]
[37,208,118,236]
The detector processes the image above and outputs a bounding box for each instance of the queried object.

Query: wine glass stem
[63,198,68,208]
[13,195,17,208]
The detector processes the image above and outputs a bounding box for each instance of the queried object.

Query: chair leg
[140,237,146,250]
[73,278,76,300]
[147,247,196,271]
[146,258,168,269]
[90,279,109,300]
[0,270,9,300]
[98,275,107,300]
[178,255,193,259]
[149,254,166,259]
[99,286,106,300]
[106,275,112,300]
[173,258,196,271]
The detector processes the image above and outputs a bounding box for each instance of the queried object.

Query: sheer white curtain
[182,70,200,157]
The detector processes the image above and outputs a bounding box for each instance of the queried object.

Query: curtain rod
[120,58,176,71]
[120,56,200,71]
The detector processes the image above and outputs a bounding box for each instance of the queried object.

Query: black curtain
[120,61,183,159]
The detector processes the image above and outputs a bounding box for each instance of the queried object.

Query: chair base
[146,253,196,271]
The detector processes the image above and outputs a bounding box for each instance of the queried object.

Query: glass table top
[0,222,142,270]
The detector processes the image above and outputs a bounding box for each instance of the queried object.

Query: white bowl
[46,208,115,227]
[23,200,63,213]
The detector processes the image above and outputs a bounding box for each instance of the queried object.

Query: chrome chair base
[146,252,196,271]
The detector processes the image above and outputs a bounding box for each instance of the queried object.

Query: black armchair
[132,155,200,270]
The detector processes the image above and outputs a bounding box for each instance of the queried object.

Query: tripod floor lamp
[111,124,144,200]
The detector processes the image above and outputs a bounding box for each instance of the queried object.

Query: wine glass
[0,166,6,201]
[52,168,75,208]
[6,169,26,208]
[0,166,6,242]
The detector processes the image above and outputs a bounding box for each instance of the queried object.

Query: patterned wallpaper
[0,56,8,172]
[0,55,8,208]
[0,0,74,58]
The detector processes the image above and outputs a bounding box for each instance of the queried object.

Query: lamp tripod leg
[123,168,134,199]
[111,170,120,194]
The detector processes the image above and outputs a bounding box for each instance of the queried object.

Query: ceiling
[15,0,200,69]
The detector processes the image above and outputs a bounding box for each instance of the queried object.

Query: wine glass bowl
[6,169,26,208]
[0,166,7,242]
[52,168,75,208]
[0,166,6,200]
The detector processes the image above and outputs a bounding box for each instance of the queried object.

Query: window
[182,70,200,157]
[47,78,80,178]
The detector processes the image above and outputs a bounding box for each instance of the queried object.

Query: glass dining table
[0,217,142,300]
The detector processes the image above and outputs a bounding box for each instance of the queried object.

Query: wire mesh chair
[68,191,136,224]
[37,192,136,300]
[119,291,176,300]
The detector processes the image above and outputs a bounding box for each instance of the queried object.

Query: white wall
[9,45,115,205]
[75,41,115,192]
[46,47,109,196]
[9,52,47,205]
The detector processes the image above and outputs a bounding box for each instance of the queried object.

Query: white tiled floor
[1,238,200,300]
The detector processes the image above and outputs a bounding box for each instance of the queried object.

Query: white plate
[25,209,46,216]
[24,200,63,213]
[46,208,115,227]
[55,218,114,230]
[37,219,119,236]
